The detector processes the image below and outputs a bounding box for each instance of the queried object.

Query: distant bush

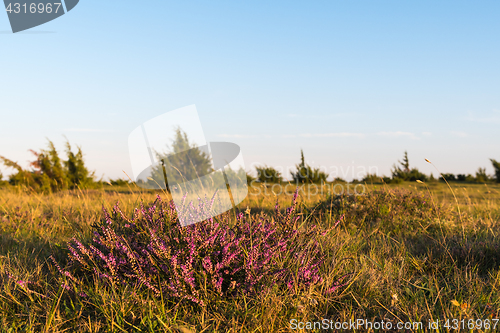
[246,172,256,185]
[290,150,328,184]
[461,174,474,182]
[475,167,491,183]
[491,159,500,183]
[390,177,404,184]
[362,173,383,184]
[0,171,7,187]
[0,139,95,193]
[309,188,437,231]
[440,173,457,182]
[109,178,131,186]
[255,165,283,183]
[442,168,493,183]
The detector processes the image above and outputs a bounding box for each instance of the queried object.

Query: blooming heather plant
[53,189,343,306]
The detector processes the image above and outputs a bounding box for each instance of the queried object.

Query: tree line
[1,136,499,193]
[249,150,500,185]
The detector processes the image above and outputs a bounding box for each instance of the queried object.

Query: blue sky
[1,0,499,181]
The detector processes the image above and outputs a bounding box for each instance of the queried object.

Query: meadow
[0,181,499,332]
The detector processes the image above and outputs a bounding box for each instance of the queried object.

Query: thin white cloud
[299,132,365,138]
[218,132,365,139]
[287,113,354,119]
[217,134,260,139]
[422,132,432,137]
[377,131,419,140]
[450,131,469,138]
[464,110,500,124]
[63,128,113,133]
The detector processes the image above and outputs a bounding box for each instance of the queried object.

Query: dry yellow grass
[0,181,499,332]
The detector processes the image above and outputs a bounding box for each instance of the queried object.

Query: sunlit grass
[0,181,499,332]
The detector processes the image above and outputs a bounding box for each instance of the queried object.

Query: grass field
[1,181,500,332]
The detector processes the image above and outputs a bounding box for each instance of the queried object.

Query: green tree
[29,140,68,192]
[149,128,214,189]
[491,159,500,183]
[246,172,256,185]
[440,173,456,181]
[475,167,490,183]
[290,149,328,184]
[1,139,95,193]
[0,155,38,189]
[255,165,283,183]
[400,151,410,173]
[64,141,95,189]
[391,151,428,182]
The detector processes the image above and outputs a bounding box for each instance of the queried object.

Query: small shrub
[362,173,383,184]
[246,173,256,185]
[109,178,131,186]
[382,176,393,183]
[255,165,283,183]
[390,177,404,184]
[440,173,456,182]
[475,167,491,183]
[53,190,345,306]
[307,188,439,233]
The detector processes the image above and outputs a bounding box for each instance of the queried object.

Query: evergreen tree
[400,151,410,173]
[290,149,327,184]
[490,159,500,183]
[1,139,96,193]
[29,140,68,192]
[391,151,428,182]
[0,156,33,187]
[64,141,95,188]
[149,128,214,189]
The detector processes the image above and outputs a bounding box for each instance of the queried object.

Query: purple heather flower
[16,280,27,288]
[51,189,345,305]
